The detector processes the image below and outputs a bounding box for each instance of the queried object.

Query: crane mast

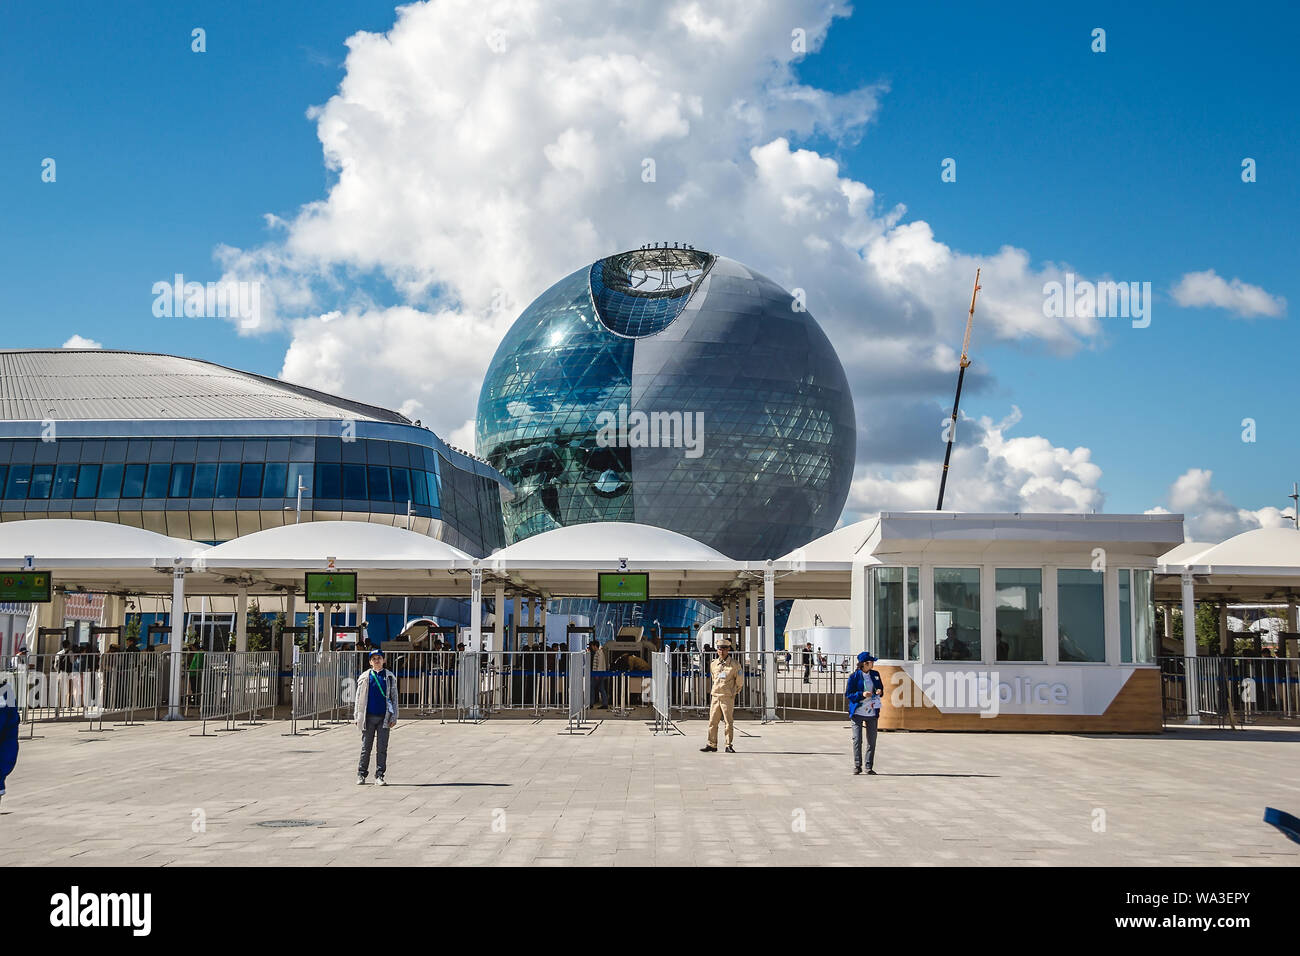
[935,269,981,510]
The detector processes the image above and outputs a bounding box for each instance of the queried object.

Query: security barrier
[384,650,461,719]
[769,651,855,715]
[493,650,573,715]
[12,651,167,733]
[291,650,350,734]
[667,650,770,719]
[196,652,279,733]
[567,651,590,731]
[1160,655,1299,724]
[650,650,671,733]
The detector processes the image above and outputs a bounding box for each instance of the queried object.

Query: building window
[51,463,79,499]
[4,465,30,499]
[286,463,311,500]
[191,463,217,498]
[1057,569,1106,662]
[1118,570,1132,664]
[76,464,100,498]
[238,463,264,498]
[121,464,147,498]
[934,567,981,660]
[390,467,411,504]
[367,465,392,502]
[29,465,53,499]
[341,464,367,500]
[314,463,341,499]
[871,566,919,660]
[169,463,194,498]
[215,462,240,498]
[1132,569,1155,664]
[98,463,124,498]
[144,463,170,498]
[262,462,288,498]
[995,568,1043,661]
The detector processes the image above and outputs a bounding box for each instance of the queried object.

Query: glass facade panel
[286,462,311,499]
[1133,570,1155,663]
[341,464,367,499]
[75,464,100,497]
[145,463,170,498]
[262,462,287,497]
[871,566,919,661]
[52,463,79,499]
[934,568,981,660]
[191,463,217,498]
[1118,569,1132,664]
[1058,569,1106,662]
[5,465,30,498]
[121,464,147,498]
[29,465,53,499]
[390,467,411,505]
[238,463,264,498]
[98,463,123,498]
[367,465,391,502]
[995,568,1043,661]
[215,463,240,498]
[315,463,341,499]
[169,463,194,498]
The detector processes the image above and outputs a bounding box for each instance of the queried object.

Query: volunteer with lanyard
[845,652,884,775]
[354,648,399,786]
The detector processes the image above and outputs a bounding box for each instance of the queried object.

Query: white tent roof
[1156,539,1216,570]
[489,521,731,568]
[199,520,472,570]
[0,518,210,594]
[484,522,745,601]
[778,516,877,568]
[1177,527,1300,575]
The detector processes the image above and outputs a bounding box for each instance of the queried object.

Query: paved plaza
[2,717,1297,867]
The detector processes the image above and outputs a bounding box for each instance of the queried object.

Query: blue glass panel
[144,463,170,498]
[98,463,123,498]
[262,462,287,497]
[287,463,312,498]
[215,463,240,498]
[410,470,428,506]
[238,463,264,498]
[341,464,367,499]
[121,464,147,498]
[315,463,341,498]
[75,464,100,497]
[191,463,217,498]
[169,464,194,498]
[390,467,411,504]
[51,464,78,499]
[5,465,31,499]
[367,465,391,502]
[28,465,53,499]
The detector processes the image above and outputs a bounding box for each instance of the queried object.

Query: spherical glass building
[476,247,856,560]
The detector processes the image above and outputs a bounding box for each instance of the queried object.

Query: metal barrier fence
[650,650,671,733]
[1160,655,1299,724]
[11,651,169,734]
[196,652,279,733]
[568,651,590,731]
[667,651,771,719]
[767,651,854,714]
[291,650,350,734]
[490,650,574,715]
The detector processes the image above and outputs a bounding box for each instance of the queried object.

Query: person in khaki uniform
[700,638,743,753]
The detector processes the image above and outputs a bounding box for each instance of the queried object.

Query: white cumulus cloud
[60,335,103,349]
[1157,468,1293,541]
[1171,269,1286,318]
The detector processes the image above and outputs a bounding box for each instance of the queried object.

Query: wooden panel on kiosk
[874,665,1162,733]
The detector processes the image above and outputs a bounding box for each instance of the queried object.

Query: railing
[768,651,855,715]
[291,650,350,734]
[666,650,773,719]
[196,652,279,733]
[1159,655,1299,724]
[9,651,169,733]
[650,650,671,734]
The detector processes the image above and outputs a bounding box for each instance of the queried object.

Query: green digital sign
[598,572,649,603]
[0,571,52,603]
[304,571,357,604]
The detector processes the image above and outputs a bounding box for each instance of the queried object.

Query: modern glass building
[0,350,509,557]
[476,247,857,561]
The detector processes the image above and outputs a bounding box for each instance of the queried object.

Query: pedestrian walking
[354,648,398,785]
[846,652,884,775]
[0,670,19,804]
[700,638,743,754]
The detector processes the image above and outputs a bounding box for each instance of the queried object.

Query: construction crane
[935,269,981,511]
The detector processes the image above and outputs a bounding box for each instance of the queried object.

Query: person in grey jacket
[354,648,399,785]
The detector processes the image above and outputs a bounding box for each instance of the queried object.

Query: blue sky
[2,0,1295,530]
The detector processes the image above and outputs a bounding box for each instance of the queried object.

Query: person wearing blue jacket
[845,652,884,775]
[0,670,19,804]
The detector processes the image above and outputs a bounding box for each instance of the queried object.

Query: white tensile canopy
[0,518,209,593]
[1156,526,1300,604]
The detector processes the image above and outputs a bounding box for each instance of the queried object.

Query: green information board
[598,572,649,603]
[0,571,52,603]
[304,571,357,604]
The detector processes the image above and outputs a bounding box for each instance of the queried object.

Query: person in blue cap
[353,648,398,785]
[0,669,19,804]
[845,651,884,775]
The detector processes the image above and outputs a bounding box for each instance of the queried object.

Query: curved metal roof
[0,349,409,423]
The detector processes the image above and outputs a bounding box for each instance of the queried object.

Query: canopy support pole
[763,564,778,721]
[165,565,186,720]
[1181,570,1200,724]
[235,586,248,652]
